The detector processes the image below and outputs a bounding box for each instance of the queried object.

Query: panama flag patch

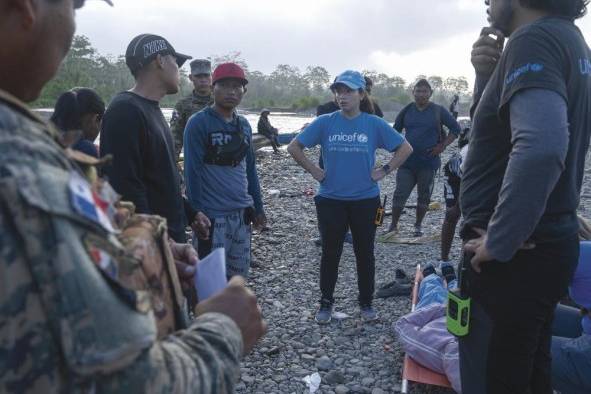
[86,244,119,279]
[69,171,115,233]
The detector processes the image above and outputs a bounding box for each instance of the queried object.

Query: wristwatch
[382,164,391,174]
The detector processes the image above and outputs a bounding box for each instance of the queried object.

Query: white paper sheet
[195,248,228,301]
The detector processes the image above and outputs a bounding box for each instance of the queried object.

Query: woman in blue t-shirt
[288,70,412,323]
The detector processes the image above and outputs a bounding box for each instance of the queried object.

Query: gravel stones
[316,356,334,371]
[324,370,346,385]
[335,385,350,394]
[236,146,462,394]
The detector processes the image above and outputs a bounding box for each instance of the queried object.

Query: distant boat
[252,130,300,151]
[277,131,299,145]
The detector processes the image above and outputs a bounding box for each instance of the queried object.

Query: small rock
[241,375,255,384]
[361,377,375,386]
[346,367,362,376]
[273,300,284,309]
[292,368,311,377]
[371,389,385,394]
[265,346,281,356]
[335,385,350,394]
[324,370,346,385]
[316,355,333,371]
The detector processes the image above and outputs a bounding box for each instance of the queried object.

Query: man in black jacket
[101,34,207,243]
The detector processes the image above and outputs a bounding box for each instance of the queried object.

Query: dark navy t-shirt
[72,138,98,158]
[461,17,591,242]
[394,103,460,170]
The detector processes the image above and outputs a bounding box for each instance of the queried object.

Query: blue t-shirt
[297,111,405,200]
[394,103,460,170]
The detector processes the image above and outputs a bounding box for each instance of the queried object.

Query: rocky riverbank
[238,146,463,394]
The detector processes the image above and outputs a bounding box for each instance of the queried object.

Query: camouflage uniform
[170,92,212,160]
[0,90,242,393]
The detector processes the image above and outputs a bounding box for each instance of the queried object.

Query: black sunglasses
[74,0,86,10]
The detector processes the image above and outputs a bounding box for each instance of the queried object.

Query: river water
[37,107,470,142]
[162,109,313,135]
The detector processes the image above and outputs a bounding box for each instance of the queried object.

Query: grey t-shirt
[460,17,591,249]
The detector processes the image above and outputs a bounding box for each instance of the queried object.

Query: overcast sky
[78,0,591,85]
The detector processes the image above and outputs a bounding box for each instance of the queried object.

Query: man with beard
[0,2,265,391]
[387,79,461,237]
[459,0,591,392]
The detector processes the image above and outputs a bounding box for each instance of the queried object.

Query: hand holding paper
[195,248,228,301]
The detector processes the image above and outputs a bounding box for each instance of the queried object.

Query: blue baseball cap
[330,70,366,91]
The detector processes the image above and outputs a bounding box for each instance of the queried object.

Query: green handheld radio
[447,253,471,337]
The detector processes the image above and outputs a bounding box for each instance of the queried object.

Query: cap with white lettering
[125,34,192,74]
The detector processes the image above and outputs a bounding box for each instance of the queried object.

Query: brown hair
[359,90,376,115]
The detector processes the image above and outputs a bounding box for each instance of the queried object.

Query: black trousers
[459,234,579,394]
[315,195,380,306]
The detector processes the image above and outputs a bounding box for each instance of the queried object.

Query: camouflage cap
[190,59,212,76]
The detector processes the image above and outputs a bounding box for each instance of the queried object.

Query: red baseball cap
[212,63,248,86]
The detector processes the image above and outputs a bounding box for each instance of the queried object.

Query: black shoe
[315,299,333,324]
[375,281,412,298]
[395,269,411,285]
[440,262,457,283]
[422,263,436,278]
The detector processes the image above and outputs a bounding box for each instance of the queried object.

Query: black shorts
[443,162,461,208]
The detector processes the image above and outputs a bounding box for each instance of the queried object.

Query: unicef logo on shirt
[328,132,368,144]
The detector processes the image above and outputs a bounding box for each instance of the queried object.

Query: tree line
[35,35,472,115]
